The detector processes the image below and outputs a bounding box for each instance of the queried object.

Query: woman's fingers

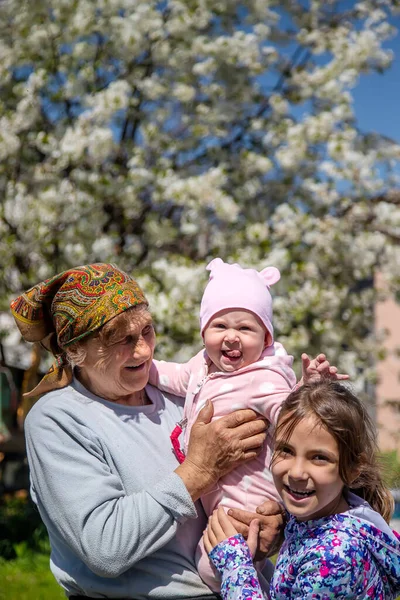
[216,410,267,455]
[227,502,285,559]
[256,500,285,517]
[239,431,267,454]
[228,501,283,527]
[176,408,267,502]
[225,514,249,537]
[222,408,266,432]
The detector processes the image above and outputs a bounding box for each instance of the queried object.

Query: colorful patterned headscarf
[10,263,148,398]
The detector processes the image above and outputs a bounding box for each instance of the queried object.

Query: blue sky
[353,17,400,142]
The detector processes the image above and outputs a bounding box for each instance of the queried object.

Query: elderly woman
[10,263,283,600]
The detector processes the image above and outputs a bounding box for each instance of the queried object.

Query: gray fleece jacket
[24,379,212,598]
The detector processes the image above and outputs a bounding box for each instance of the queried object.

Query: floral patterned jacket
[209,494,400,599]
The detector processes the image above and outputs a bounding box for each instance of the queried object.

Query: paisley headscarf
[10,263,147,398]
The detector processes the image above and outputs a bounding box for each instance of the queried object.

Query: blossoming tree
[0,0,400,397]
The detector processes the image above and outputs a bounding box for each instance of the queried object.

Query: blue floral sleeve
[272,533,385,599]
[289,552,363,598]
[209,534,266,599]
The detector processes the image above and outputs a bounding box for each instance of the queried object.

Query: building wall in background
[375,279,400,453]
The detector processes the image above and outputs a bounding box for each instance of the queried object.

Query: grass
[381,450,400,489]
[0,494,66,599]
[0,544,64,600]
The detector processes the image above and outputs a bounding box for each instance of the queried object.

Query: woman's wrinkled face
[78,307,155,403]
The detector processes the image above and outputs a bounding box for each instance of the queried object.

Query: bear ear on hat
[206,257,225,279]
[260,266,280,287]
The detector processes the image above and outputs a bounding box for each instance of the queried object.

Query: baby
[150,258,299,589]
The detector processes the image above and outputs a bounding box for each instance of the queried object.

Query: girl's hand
[300,353,349,385]
[204,507,238,553]
[228,500,285,559]
[204,506,260,558]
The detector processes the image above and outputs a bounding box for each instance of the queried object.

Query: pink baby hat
[199,258,280,344]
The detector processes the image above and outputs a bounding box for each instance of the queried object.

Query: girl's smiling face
[272,415,348,521]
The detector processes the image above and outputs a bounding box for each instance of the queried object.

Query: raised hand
[301,353,349,385]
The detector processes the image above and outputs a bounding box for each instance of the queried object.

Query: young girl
[204,381,400,599]
[150,258,343,589]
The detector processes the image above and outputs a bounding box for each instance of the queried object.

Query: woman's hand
[300,353,349,385]
[204,506,260,558]
[175,400,267,501]
[227,500,285,560]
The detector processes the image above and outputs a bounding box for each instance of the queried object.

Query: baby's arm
[246,367,295,425]
[149,355,196,397]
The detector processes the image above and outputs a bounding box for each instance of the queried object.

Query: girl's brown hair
[273,380,394,523]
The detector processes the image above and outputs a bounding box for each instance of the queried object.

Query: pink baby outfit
[149,258,297,590]
[150,343,296,589]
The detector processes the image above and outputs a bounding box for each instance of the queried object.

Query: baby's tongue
[224,350,241,358]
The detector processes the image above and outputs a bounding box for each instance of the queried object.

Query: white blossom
[0,0,398,406]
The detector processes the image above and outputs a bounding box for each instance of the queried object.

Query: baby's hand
[301,353,349,384]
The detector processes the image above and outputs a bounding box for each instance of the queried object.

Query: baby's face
[203,309,269,372]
